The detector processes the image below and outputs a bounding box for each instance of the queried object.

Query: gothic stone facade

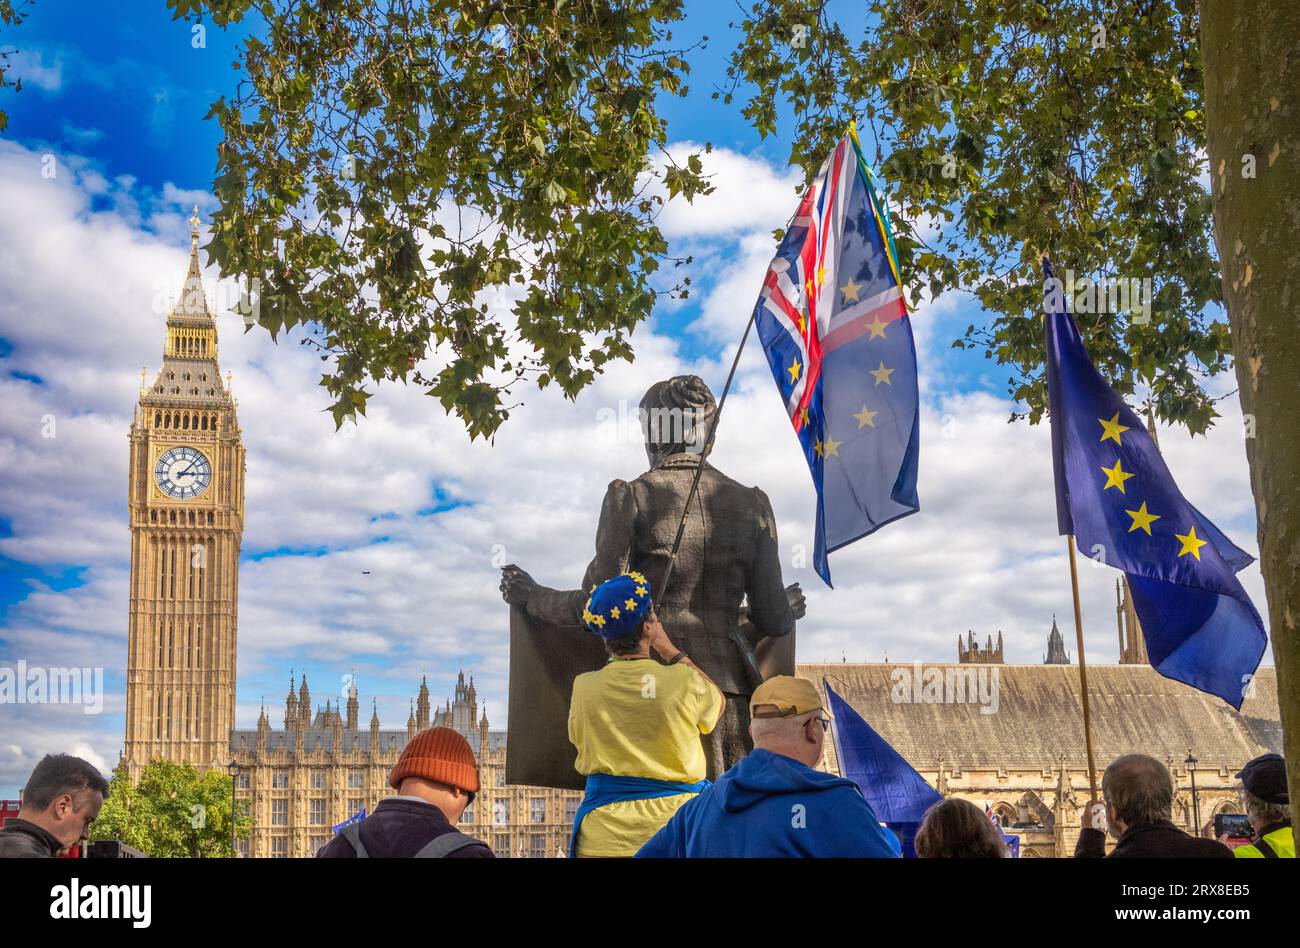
[124,211,245,780]
[229,673,583,858]
[802,662,1281,857]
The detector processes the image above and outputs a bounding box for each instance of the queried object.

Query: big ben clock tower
[124,208,246,779]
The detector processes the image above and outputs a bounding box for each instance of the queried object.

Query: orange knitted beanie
[389,726,480,793]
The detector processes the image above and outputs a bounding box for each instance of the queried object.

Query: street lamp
[1185,751,1200,833]
[227,761,239,858]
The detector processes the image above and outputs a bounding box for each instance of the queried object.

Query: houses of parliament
[122,212,580,857]
[122,216,1281,857]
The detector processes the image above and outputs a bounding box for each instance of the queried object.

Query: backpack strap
[1253,835,1277,858]
[339,822,369,858]
[414,831,483,858]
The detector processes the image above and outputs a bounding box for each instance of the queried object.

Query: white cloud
[11,48,63,92]
[647,141,804,240]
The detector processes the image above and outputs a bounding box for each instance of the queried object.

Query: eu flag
[1043,259,1266,707]
[824,679,941,857]
[753,126,920,585]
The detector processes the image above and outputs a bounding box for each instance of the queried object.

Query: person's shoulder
[315,835,351,858]
[815,778,877,810]
[1188,837,1234,858]
[661,661,704,685]
[0,835,37,857]
[446,837,496,859]
[0,822,52,857]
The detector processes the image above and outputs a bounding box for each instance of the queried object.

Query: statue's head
[639,375,717,466]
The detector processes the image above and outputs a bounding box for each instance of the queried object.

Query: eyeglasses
[809,715,830,733]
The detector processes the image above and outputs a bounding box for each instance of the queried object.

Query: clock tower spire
[124,210,246,779]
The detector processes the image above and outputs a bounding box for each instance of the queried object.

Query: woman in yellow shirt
[568,572,725,857]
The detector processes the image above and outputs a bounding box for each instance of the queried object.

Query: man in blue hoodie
[635,676,901,858]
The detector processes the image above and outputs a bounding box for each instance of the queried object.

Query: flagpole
[1066,534,1100,799]
[655,311,758,610]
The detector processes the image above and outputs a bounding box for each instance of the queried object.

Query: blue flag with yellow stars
[1042,258,1266,708]
[753,125,920,586]
[824,679,939,857]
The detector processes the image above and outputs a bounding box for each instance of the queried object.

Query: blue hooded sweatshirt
[635,748,902,858]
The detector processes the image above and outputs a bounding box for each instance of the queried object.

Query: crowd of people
[1,572,1293,859]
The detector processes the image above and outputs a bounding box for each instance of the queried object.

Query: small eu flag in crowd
[824,679,939,857]
[1042,258,1266,707]
[753,124,920,586]
[332,808,366,834]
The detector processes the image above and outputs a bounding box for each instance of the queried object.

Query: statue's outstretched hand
[785,582,807,621]
[500,564,536,606]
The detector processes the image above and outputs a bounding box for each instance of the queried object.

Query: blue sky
[0,2,1268,796]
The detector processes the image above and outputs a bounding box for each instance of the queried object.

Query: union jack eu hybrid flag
[1043,257,1266,707]
[753,126,920,586]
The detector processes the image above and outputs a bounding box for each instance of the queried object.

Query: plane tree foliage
[169,0,711,437]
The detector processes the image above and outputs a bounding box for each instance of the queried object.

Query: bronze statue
[501,375,805,789]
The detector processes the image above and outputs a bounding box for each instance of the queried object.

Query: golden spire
[189,204,201,253]
[1144,399,1160,452]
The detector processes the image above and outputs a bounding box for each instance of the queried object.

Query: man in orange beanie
[317,726,493,858]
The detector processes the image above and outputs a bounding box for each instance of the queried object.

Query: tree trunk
[1200,1,1300,843]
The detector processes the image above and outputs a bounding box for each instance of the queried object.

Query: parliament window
[494,833,510,856]
[564,797,578,823]
[272,769,288,789]
[271,800,288,826]
[235,772,250,789]
[530,798,545,824]
[460,802,475,825]
[529,834,546,858]
[310,769,325,789]
[270,837,287,858]
[310,799,327,825]
[348,798,363,817]
[493,800,510,825]
[347,768,364,789]
[309,835,327,855]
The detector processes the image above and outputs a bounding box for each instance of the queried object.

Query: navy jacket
[1075,820,1233,858]
[635,748,902,858]
[316,798,493,858]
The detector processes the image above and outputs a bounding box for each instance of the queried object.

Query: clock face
[155,446,212,500]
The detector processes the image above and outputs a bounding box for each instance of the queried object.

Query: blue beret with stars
[582,572,652,639]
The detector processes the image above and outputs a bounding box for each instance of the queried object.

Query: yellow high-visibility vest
[1234,823,1295,859]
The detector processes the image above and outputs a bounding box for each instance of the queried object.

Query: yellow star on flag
[814,438,824,458]
[635,586,647,597]
[1125,501,1161,535]
[591,613,605,628]
[624,598,637,610]
[788,357,801,383]
[853,404,878,428]
[823,436,842,457]
[1175,526,1208,560]
[1100,458,1135,494]
[799,406,810,426]
[1098,412,1130,445]
[840,277,862,302]
[816,263,826,287]
[609,606,621,619]
[866,315,888,339]
[796,313,807,335]
[870,361,894,385]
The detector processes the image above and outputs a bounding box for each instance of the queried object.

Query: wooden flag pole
[656,311,758,609]
[1066,534,1100,799]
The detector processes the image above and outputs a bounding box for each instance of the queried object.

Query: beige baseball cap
[749,676,831,719]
